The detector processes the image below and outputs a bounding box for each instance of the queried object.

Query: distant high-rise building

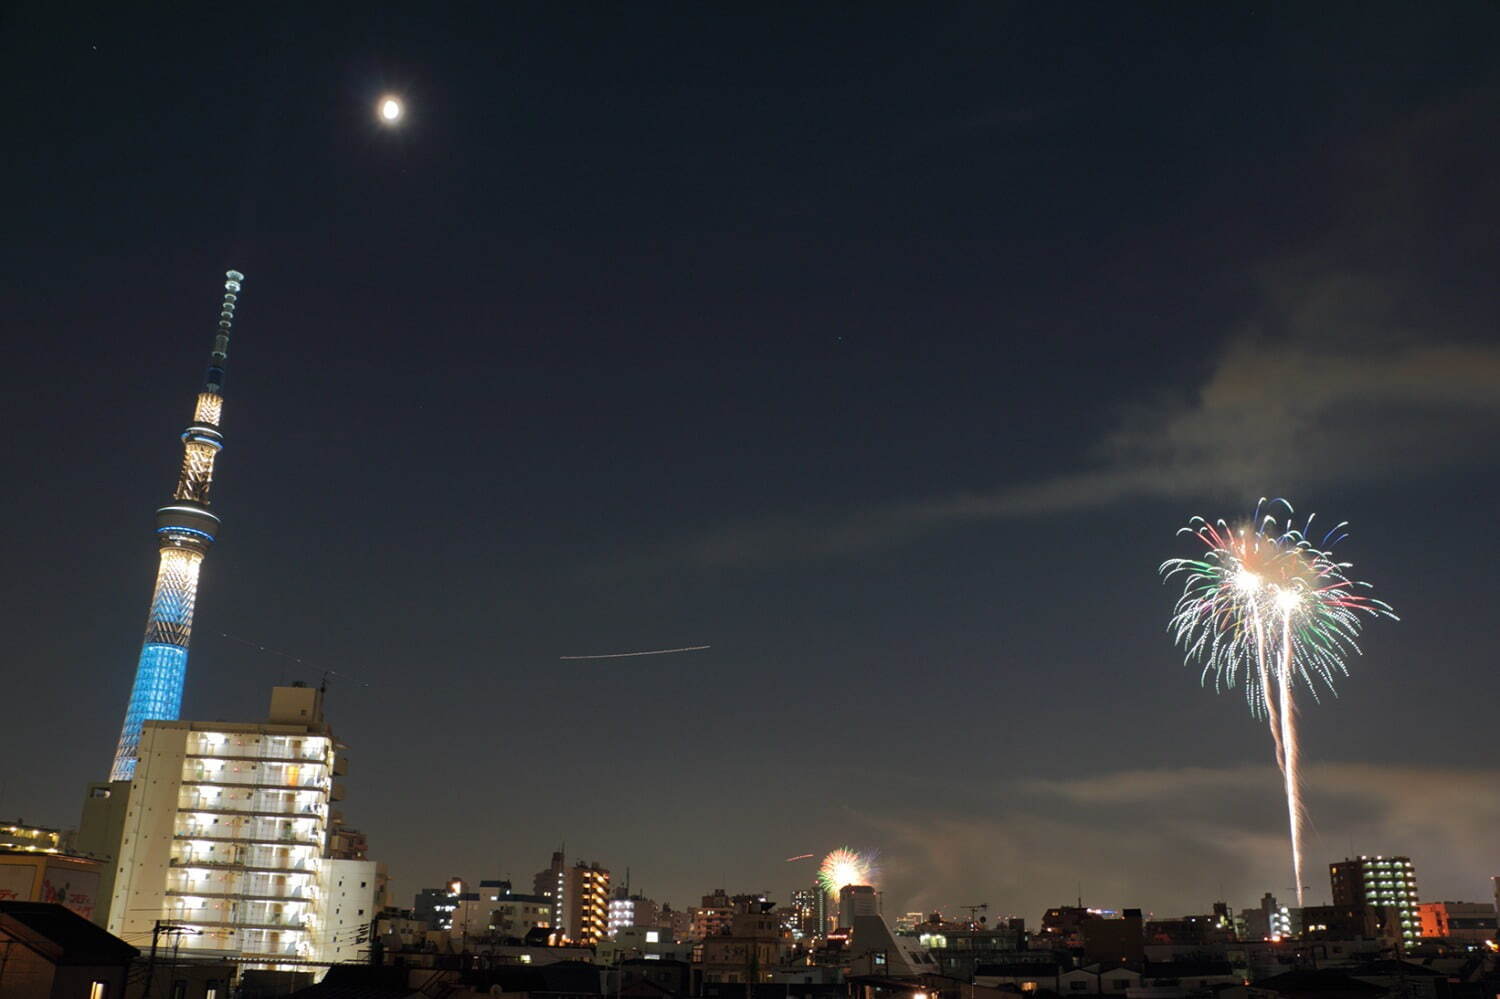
[533,850,567,925]
[608,887,660,937]
[691,889,735,940]
[415,885,461,930]
[1039,905,1097,947]
[791,888,820,937]
[657,901,691,941]
[106,684,378,969]
[481,879,556,940]
[1242,892,1292,940]
[565,861,610,943]
[811,882,830,935]
[838,884,878,926]
[110,271,247,782]
[1330,856,1420,946]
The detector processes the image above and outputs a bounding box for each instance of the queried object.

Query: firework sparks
[1161,498,1396,905]
[817,847,877,897]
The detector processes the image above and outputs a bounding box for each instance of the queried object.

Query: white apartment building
[107,685,373,970]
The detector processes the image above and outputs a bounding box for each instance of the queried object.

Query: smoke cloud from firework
[1160,498,1396,905]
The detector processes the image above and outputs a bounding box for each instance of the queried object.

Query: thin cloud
[674,327,1500,567]
[860,763,1500,919]
[667,94,1500,569]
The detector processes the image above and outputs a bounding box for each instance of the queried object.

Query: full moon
[378,97,403,123]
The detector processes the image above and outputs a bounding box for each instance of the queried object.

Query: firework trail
[559,645,710,660]
[817,847,878,897]
[1161,498,1396,905]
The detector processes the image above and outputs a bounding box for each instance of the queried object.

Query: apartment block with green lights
[1330,855,1420,946]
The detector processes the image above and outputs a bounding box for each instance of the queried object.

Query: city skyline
[2,5,1499,925]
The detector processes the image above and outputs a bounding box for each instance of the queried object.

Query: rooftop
[0,902,140,966]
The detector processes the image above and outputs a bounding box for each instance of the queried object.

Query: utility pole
[367,913,382,966]
[139,921,195,999]
[168,929,182,997]
[140,920,164,999]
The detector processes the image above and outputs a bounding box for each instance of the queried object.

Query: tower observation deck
[109,270,246,782]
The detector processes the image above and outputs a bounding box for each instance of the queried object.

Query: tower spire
[109,270,246,782]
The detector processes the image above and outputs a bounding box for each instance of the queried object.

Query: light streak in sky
[785,853,815,862]
[1161,498,1396,905]
[559,645,710,660]
[817,847,877,896]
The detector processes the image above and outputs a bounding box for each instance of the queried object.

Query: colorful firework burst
[1160,498,1395,713]
[1160,497,1396,905]
[817,847,877,896]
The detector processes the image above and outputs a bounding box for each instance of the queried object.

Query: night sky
[4,4,1499,921]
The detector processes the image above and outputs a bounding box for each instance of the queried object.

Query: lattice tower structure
[110,270,246,781]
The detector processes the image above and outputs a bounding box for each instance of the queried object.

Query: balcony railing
[169,917,314,933]
[166,887,317,903]
[169,857,322,874]
[182,776,330,791]
[185,752,329,766]
[177,800,328,820]
[173,832,324,848]
[175,825,325,846]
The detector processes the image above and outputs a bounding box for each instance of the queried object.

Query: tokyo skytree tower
[109,270,246,781]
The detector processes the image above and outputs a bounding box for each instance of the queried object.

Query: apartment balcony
[173,833,324,848]
[185,752,330,768]
[172,918,314,933]
[177,819,322,842]
[237,949,311,962]
[166,889,317,903]
[169,857,322,874]
[180,789,325,809]
[176,807,328,827]
[182,776,330,792]
[185,734,330,760]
